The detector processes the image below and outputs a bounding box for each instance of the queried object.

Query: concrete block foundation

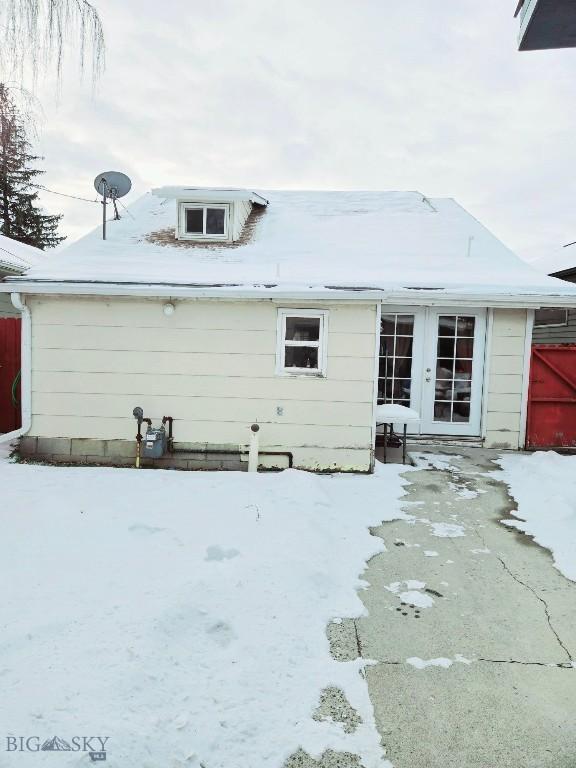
[18,436,281,471]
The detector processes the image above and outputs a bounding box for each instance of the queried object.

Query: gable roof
[4,189,576,306]
[0,234,42,274]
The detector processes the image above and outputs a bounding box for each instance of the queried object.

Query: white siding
[231,201,253,241]
[484,309,527,449]
[28,297,378,470]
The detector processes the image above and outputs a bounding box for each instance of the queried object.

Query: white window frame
[276,309,328,377]
[178,203,230,241]
[534,308,569,328]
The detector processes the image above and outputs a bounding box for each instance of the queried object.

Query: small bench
[375,404,421,464]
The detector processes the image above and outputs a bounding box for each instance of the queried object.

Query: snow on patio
[498,451,576,583]
[0,452,411,767]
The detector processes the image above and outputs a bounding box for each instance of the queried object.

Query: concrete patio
[328,447,576,768]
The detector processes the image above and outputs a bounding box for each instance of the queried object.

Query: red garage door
[0,318,21,433]
[527,345,576,449]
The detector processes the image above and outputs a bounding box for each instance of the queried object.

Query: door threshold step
[408,435,484,447]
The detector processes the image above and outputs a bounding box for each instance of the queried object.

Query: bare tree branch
[0,0,105,85]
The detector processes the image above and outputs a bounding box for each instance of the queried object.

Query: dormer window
[178,203,229,241]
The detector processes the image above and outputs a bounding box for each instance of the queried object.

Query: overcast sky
[24,0,576,265]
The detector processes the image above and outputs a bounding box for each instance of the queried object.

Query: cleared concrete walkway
[329,448,576,768]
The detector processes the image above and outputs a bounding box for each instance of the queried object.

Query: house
[530,249,576,344]
[0,234,41,315]
[2,187,576,472]
[515,0,576,50]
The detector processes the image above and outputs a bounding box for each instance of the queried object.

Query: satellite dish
[93,171,132,240]
[94,171,132,199]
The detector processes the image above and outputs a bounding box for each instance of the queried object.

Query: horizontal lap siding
[484,309,527,449]
[0,292,19,317]
[32,392,373,427]
[32,371,372,401]
[29,417,371,448]
[32,348,375,380]
[32,325,376,357]
[29,297,377,470]
[532,309,576,344]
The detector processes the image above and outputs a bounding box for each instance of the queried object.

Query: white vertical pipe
[248,424,260,473]
[519,309,535,450]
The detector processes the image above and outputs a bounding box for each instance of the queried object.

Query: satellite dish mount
[93,171,132,240]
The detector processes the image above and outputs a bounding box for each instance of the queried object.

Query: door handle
[425,376,431,382]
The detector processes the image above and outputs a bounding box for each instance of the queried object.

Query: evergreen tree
[0,84,64,250]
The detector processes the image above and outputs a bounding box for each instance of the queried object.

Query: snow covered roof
[5,189,576,305]
[0,234,42,274]
[151,186,269,205]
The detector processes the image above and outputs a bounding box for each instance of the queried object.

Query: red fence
[527,345,576,449]
[0,318,21,433]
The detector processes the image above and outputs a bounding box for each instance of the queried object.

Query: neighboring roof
[5,189,576,305]
[0,234,42,274]
[517,0,576,51]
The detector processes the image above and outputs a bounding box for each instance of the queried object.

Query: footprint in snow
[129,523,167,535]
[205,545,240,561]
[206,621,235,647]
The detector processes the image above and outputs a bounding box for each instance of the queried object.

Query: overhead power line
[34,184,100,204]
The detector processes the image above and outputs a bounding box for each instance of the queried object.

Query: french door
[378,307,487,436]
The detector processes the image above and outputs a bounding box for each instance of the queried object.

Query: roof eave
[0,262,26,275]
[4,279,576,308]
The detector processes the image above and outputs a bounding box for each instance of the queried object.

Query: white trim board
[519,309,535,449]
[4,281,576,307]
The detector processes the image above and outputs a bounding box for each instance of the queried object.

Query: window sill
[177,233,230,242]
[277,369,326,378]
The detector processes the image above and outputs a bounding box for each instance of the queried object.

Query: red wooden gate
[527,345,576,449]
[0,318,21,433]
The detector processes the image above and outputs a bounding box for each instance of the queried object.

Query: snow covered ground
[498,451,576,583]
[0,450,411,767]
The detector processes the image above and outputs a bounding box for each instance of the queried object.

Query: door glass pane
[395,336,413,358]
[380,335,395,356]
[437,337,455,357]
[379,358,392,378]
[454,359,472,377]
[434,402,452,421]
[395,378,412,400]
[453,402,471,421]
[433,314,475,423]
[436,359,454,378]
[393,358,412,378]
[378,313,415,405]
[185,208,203,233]
[438,316,456,336]
[285,346,318,369]
[381,315,396,335]
[457,317,475,336]
[454,381,471,400]
[396,315,414,335]
[435,380,453,401]
[206,207,226,235]
[456,338,474,358]
[286,317,320,341]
